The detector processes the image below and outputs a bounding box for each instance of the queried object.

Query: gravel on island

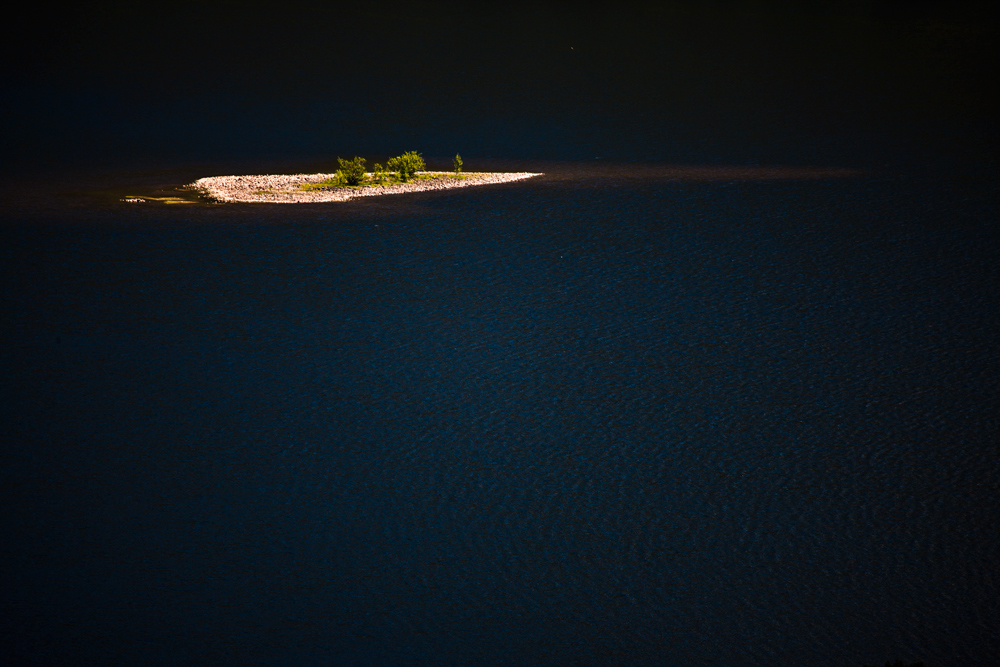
[188,171,543,203]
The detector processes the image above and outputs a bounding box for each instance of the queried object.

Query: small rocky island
[187,152,542,204]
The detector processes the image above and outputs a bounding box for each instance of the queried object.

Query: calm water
[2,147,998,666]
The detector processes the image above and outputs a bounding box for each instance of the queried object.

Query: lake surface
[1,143,998,667]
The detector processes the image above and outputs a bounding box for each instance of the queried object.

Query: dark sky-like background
[3,0,998,171]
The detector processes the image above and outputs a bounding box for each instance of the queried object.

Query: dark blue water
[2,146,998,666]
[4,1,1000,663]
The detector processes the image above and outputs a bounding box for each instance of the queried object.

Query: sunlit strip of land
[187,171,542,204]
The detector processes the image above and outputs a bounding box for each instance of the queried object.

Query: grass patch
[299,179,346,191]
[416,173,468,181]
[298,172,470,192]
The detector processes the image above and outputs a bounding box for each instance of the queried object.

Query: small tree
[386,151,425,182]
[335,156,367,186]
[453,153,463,173]
[369,163,388,184]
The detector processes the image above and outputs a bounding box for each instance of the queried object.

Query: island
[185,152,542,204]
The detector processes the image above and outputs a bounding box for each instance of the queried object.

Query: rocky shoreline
[187,171,542,204]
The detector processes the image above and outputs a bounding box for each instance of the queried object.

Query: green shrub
[386,151,425,182]
[453,153,463,173]
[335,156,367,186]
[385,156,404,181]
[369,163,388,184]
